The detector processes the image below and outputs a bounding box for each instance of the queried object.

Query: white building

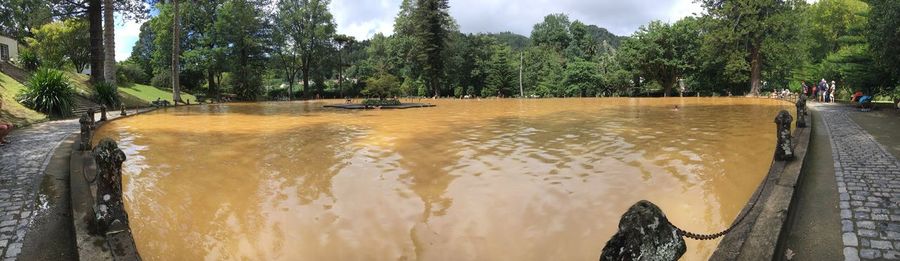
[0,35,19,62]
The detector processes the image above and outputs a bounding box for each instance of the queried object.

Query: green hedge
[361,99,401,106]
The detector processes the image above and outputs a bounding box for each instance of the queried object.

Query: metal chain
[668,170,774,241]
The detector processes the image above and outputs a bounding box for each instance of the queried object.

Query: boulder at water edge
[600,200,686,261]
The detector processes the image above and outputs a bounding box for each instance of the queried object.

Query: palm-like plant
[18,68,75,117]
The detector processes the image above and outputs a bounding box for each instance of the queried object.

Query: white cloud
[114,13,143,62]
[331,0,401,39]
[332,0,706,39]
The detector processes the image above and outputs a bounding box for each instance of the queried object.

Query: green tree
[531,14,571,51]
[618,19,699,97]
[481,43,516,97]
[700,0,807,96]
[275,0,336,98]
[128,22,155,84]
[215,0,269,100]
[564,60,603,97]
[867,0,900,92]
[25,19,90,71]
[412,0,453,97]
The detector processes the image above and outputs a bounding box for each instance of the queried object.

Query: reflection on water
[93,98,794,260]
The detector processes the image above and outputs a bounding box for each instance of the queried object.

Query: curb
[710,104,812,260]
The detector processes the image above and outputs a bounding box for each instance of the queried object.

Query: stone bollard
[600,200,686,261]
[100,104,108,121]
[775,110,794,161]
[86,107,96,129]
[93,138,129,235]
[79,112,93,151]
[795,96,807,128]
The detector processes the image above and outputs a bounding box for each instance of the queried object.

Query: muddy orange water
[94,98,794,260]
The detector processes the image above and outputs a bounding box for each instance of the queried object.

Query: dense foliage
[16,49,41,71]
[4,0,898,102]
[18,68,75,117]
[92,81,120,107]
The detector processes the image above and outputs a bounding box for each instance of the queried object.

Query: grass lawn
[119,83,197,105]
[62,72,197,107]
[0,72,47,126]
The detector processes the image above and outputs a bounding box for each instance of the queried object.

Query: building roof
[0,34,15,41]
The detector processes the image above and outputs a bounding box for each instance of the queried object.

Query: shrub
[117,62,148,84]
[18,68,75,117]
[361,99,401,106]
[93,81,120,107]
[16,50,41,71]
[151,71,170,89]
[362,73,400,99]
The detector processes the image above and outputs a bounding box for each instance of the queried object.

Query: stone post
[600,200,686,261]
[86,107,96,129]
[100,104,108,121]
[92,138,129,234]
[775,110,794,161]
[79,112,93,151]
[795,96,807,128]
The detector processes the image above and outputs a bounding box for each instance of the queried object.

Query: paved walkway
[0,119,78,260]
[0,108,151,260]
[818,104,900,260]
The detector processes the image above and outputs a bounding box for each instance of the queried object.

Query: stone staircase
[71,95,99,117]
[0,61,29,83]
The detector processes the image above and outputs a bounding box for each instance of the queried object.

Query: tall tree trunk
[338,52,343,98]
[663,78,674,97]
[207,69,216,100]
[89,0,104,84]
[103,0,116,85]
[288,72,295,101]
[749,43,762,97]
[302,55,310,98]
[171,0,182,103]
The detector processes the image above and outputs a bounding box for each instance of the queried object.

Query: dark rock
[774,110,794,161]
[600,200,686,261]
[92,138,129,234]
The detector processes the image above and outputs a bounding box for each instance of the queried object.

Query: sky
[114,0,707,61]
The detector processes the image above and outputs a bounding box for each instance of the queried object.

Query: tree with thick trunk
[171,0,182,103]
[749,43,762,96]
[89,0,104,84]
[103,0,116,85]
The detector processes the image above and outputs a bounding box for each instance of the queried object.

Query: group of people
[801,79,837,103]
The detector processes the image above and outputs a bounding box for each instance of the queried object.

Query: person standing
[801,81,808,98]
[818,79,827,102]
[829,81,837,103]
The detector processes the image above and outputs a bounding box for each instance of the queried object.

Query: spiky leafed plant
[18,68,75,117]
[93,81,120,107]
